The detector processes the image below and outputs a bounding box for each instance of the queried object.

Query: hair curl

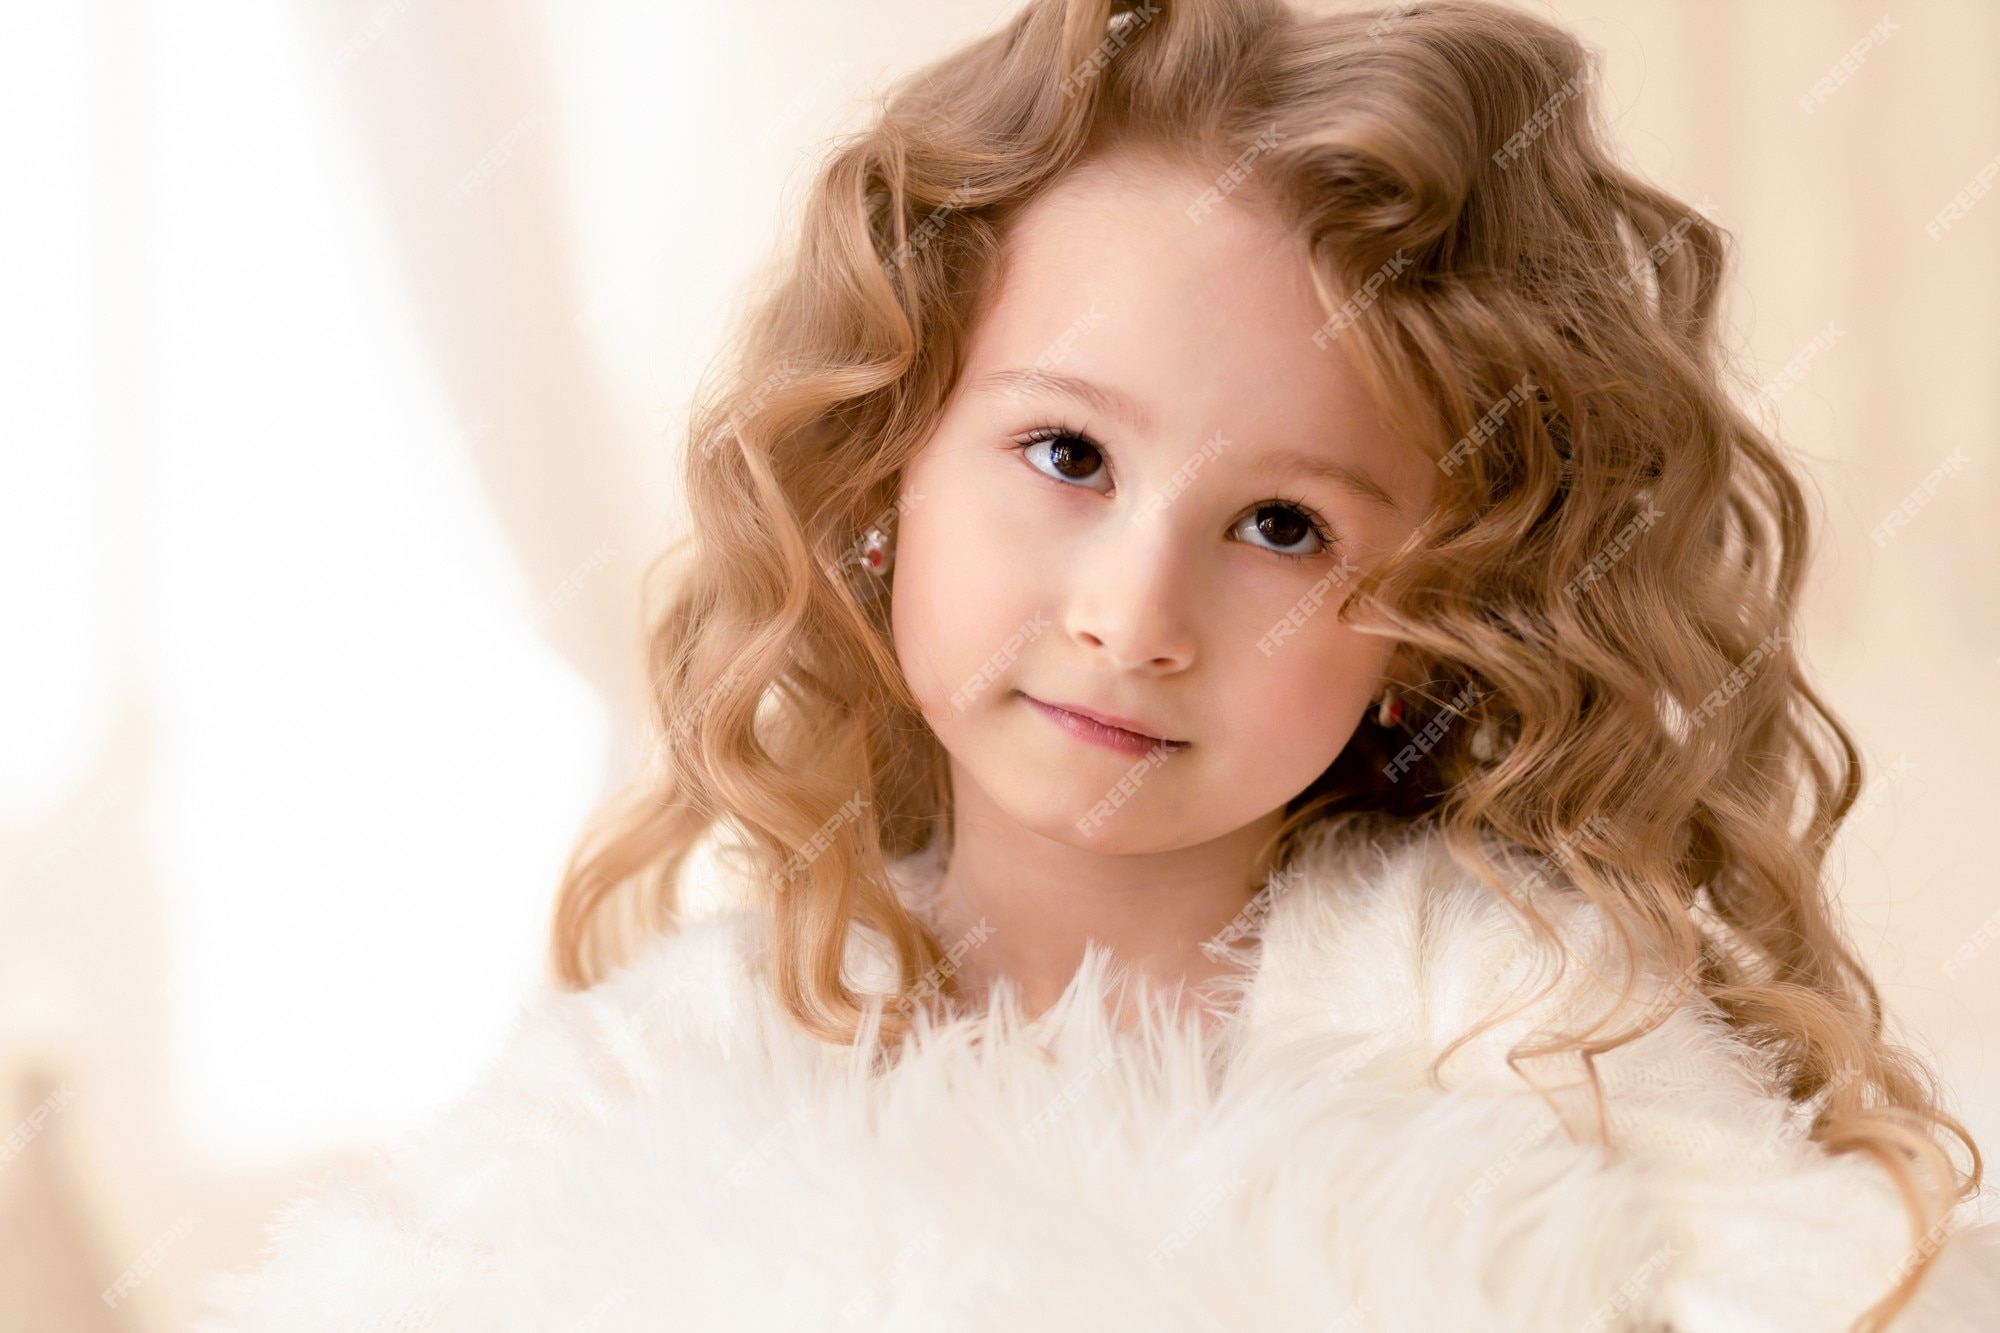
[547,2,1981,1325]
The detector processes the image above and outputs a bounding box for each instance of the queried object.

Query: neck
[924,763,1284,1031]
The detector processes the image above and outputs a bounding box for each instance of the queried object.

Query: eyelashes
[1255,488,1339,552]
[1008,424,1339,559]
[1016,425,1112,492]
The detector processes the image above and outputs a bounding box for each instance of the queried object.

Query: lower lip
[1020,693,1185,758]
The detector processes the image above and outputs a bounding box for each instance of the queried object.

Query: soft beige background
[1,1,1994,1327]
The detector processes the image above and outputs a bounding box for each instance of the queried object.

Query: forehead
[961,150,1426,513]
[991,148,1316,330]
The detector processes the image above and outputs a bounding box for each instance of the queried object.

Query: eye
[1014,426,1110,493]
[1231,499,1336,558]
[1010,427,1338,561]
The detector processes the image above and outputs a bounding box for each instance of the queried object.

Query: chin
[974,773,1157,848]
[1045,796,1204,853]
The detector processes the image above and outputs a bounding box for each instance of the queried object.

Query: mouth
[1018,692,1188,757]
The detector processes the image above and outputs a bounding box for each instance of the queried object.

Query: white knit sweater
[192,821,2000,1331]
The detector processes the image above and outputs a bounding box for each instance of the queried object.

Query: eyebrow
[976,367,1400,513]
[1257,446,1402,513]
[974,368,1155,431]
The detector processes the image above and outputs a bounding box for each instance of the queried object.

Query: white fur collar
[193,820,2000,1331]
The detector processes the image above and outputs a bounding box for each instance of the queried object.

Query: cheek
[889,452,1041,717]
[1220,622,1390,782]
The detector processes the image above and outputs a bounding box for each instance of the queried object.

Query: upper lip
[1029,694,1185,745]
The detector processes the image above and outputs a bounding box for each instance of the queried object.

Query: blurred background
[1,0,1995,1327]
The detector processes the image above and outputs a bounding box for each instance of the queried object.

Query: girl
[198,1,2000,1329]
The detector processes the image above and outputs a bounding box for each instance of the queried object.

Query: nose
[1062,510,1198,674]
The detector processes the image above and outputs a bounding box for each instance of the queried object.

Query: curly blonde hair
[548,1,1981,1324]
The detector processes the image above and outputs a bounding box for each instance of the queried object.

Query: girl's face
[891,150,1437,855]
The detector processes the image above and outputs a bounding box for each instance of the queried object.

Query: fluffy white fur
[192,822,2000,1331]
